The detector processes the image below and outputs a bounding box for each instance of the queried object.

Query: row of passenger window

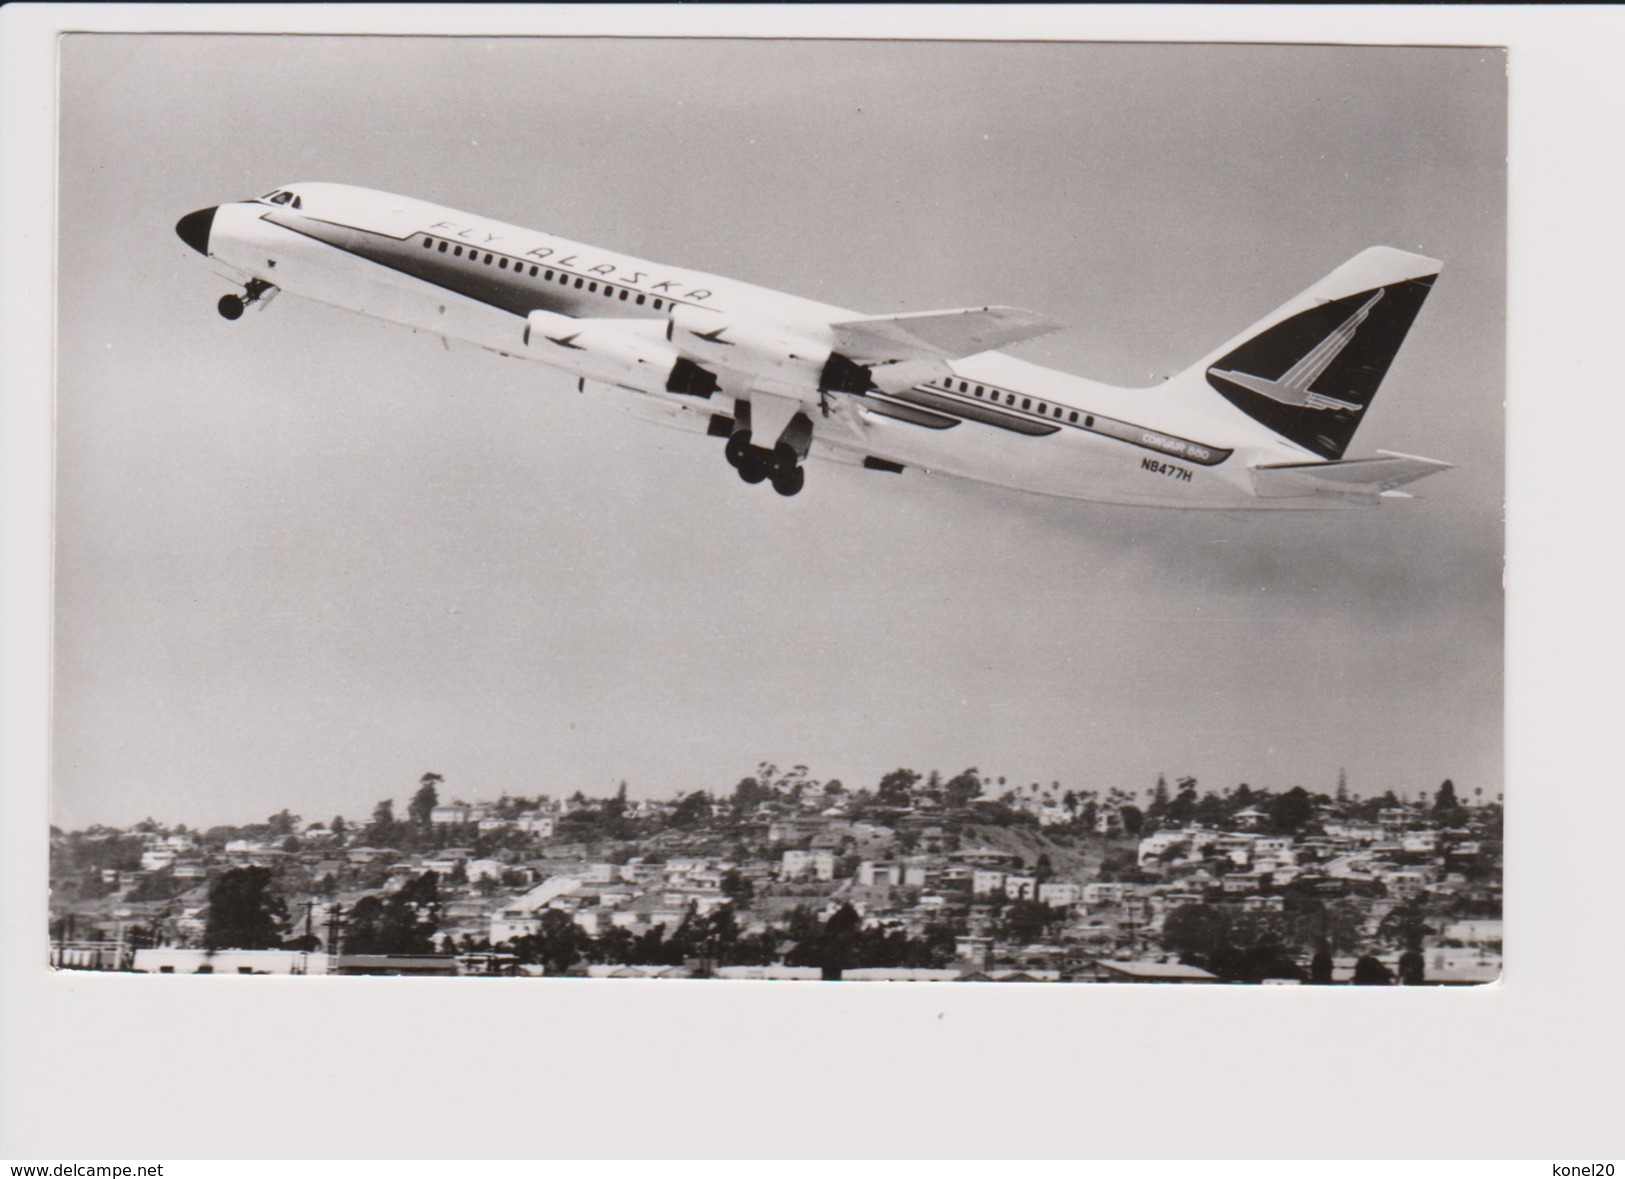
[939,378,1095,427]
[421,236,673,310]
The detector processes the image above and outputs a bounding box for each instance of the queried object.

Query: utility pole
[327,901,345,975]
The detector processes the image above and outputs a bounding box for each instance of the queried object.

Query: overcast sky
[50,37,1505,830]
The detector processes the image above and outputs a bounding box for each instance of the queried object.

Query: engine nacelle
[522,309,682,393]
[667,305,833,398]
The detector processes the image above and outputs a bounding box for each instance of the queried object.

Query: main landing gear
[217,278,276,321]
[725,430,806,497]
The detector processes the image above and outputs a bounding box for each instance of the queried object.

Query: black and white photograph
[6,4,1622,1165]
[43,33,1505,988]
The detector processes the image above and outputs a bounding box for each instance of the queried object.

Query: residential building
[1038,882,1082,908]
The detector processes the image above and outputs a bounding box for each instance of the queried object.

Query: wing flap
[1251,450,1453,499]
[831,306,1060,363]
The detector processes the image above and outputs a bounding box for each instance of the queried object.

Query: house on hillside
[487,876,583,945]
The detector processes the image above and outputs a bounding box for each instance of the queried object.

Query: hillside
[955,823,1135,882]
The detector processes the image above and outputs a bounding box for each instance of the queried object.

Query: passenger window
[1054,407,1062,418]
[1022,398,1031,410]
[1038,403,1047,414]
[499,258,508,269]
[545,270,554,280]
[454,246,463,257]
[574,278,583,289]
[588,282,597,292]
[959,381,968,393]
[653,298,663,309]
[484,254,493,265]
[423,238,434,249]
[1006,395,1015,406]
[1069,412,1078,423]
[438,242,448,253]
[974,386,983,396]
[530,266,538,277]
[619,290,628,300]
[636,294,646,305]
[1085,416,1095,427]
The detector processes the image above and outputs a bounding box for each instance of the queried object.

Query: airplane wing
[830,306,1061,364]
[1250,450,1453,499]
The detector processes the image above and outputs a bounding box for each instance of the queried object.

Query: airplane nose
[175,206,217,255]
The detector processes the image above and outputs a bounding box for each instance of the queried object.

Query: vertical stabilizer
[1191,247,1441,460]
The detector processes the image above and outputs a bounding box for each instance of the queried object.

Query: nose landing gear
[216,278,277,321]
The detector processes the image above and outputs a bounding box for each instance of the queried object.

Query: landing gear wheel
[217,294,245,321]
[724,431,752,469]
[738,450,770,485]
[769,443,799,478]
[771,466,806,497]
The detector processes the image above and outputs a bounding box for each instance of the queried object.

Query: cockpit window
[261,190,301,208]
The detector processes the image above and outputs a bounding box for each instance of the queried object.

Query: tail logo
[1207,289,1383,413]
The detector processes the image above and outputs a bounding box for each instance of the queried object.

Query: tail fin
[1193,247,1441,460]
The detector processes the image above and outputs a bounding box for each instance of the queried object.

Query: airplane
[174,183,1451,506]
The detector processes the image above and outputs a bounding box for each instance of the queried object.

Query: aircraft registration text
[1141,457,1193,483]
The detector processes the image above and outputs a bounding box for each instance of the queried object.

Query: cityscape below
[48,764,1503,984]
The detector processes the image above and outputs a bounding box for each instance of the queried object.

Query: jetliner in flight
[175,183,1450,505]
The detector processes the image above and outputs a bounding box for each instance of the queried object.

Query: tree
[720,868,755,906]
[1352,955,1394,985]
[1379,902,1430,952]
[203,867,288,950]
[409,775,441,829]
[331,815,348,840]
[1000,899,1066,943]
[1270,786,1314,834]
[669,791,713,828]
[1398,949,1426,985]
[1310,942,1335,984]
[875,768,921,809]
[366,799,398,845]
[344,872,441,955]
[1435,779,1459,812]
[785,902,864,980]
[921,770,944,805]
[1119,804,1144,836]
[266,809,299,837]
[592,925,638,965]
[1148,774,1171,819]
[942,766,975,811]
[518,909,590,975]
[1166,779,1198,825]
[731,774,769,819]
[1161,904,1232,964]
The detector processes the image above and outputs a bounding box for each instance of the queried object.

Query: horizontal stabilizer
[831,306,1060,363]
[1251,450,1453,499]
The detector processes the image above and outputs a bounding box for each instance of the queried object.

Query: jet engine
[666,305,834,398]
[522,309,689,394]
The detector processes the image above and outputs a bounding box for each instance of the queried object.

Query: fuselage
[176,182,1411,508]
